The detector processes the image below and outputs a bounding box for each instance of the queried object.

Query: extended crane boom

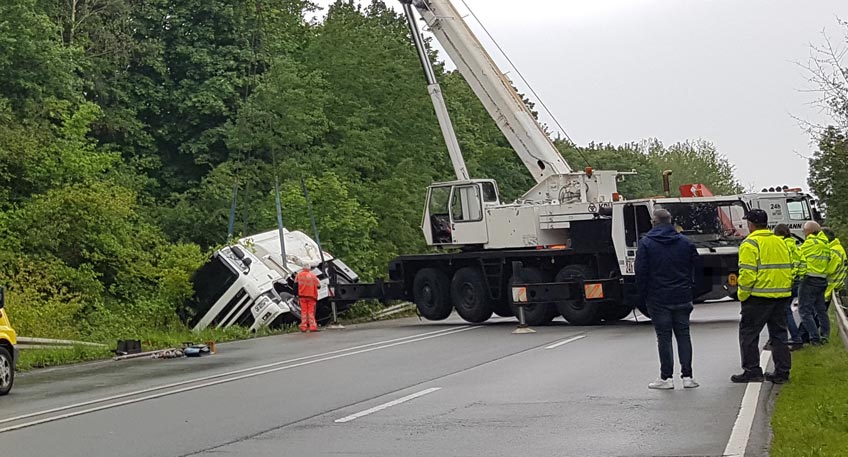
[402,0,572,183]
[401,1,469,181]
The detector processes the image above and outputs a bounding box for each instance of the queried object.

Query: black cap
[744,208,768,224]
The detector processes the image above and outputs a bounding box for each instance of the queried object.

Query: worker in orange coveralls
[296,266,320,332]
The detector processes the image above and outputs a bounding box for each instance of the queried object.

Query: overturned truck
[185,230,359,332]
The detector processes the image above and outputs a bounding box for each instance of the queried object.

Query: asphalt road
[0,301,776,457]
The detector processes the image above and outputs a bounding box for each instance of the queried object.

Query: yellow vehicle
[0,287,17,396]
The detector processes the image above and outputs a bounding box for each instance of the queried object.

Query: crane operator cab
[423,179,500,247]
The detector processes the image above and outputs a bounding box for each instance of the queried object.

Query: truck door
[449,184,488,245]
[424,185,453,245]
[622,203,652,275]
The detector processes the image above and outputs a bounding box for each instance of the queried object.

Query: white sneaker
[682,377,700,389]
[648,378,674,390]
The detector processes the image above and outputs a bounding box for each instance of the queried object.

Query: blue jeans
[799,276,829,343]
[784,300,800,344]
[784,280,800,343]
[648,302,694,379]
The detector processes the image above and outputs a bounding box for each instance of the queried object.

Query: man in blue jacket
[636,209,702,390]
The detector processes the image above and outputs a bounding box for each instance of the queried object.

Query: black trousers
[739,296,792,377]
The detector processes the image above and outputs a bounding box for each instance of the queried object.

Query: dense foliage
[0,0,741,339]
[807,20,848,234]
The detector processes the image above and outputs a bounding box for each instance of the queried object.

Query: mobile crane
[332,0,745,325]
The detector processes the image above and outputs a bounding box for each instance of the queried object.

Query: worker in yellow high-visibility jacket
[732,209,792,384]
[798,221,831,345]
[822,227,846,302]
[773,224,802,347]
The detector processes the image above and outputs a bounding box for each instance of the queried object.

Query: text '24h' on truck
[330,0,748,326]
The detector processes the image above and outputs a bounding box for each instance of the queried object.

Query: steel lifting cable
[233,1,267,240]
[458,0,592,167]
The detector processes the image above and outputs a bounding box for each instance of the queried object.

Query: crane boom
[401,1,470,181]
[404,0,573,183]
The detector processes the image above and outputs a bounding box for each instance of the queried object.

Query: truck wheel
[451,267,493,323]
[492,301,515,318]
[601,304,633,322]
[555,264,600,325]
[509,267,557,326]
[413,268,453,321]
[0,346,14,396]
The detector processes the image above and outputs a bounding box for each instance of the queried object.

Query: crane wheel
[412,268,453,321]
[555,264,601,325]
[491,298,515,318]
[600,304,633,322]
[509,267,557,326]
[450,267,493,323]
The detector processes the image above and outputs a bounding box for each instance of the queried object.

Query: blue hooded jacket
[635,223,702,307]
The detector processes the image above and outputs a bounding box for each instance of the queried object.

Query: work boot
[730,371,764,383]
[764,372,789,384]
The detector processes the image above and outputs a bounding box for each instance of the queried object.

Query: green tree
[805,20,847,232]
[0,0,81,114]
[809,127,848,230]
[559,141,665,199]
[643,139,743,195]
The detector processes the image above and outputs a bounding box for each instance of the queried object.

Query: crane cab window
[428,186,453,244]
[481,182,499,203]
[428,186,451,216]
[450,185,483,222]
[787,199,811,220]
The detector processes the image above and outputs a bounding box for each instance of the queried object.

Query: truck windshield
[187,255,239,327]
[655,201,749,242]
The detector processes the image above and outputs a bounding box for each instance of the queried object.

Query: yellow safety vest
[738,229,793,301]
[782,236,803,280]
[826,238,847,300]
[800,232,831,278]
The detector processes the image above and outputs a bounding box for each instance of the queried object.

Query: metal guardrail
[834,294,848,350]
[17,337,108,351]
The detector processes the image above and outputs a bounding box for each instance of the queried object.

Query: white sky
[312,0,847,192]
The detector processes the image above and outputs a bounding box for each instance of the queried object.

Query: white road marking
[334,388,442,423]
[0,327,478,434]
[723,350,772,457]
[545,335,586,349]
[0,326,466,427]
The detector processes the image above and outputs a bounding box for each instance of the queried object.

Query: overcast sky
[313,0,847,192]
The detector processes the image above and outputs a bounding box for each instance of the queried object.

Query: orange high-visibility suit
[296,268,320,332]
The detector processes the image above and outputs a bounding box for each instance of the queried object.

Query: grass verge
[770,311,848,457]
[17,346,115,372]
